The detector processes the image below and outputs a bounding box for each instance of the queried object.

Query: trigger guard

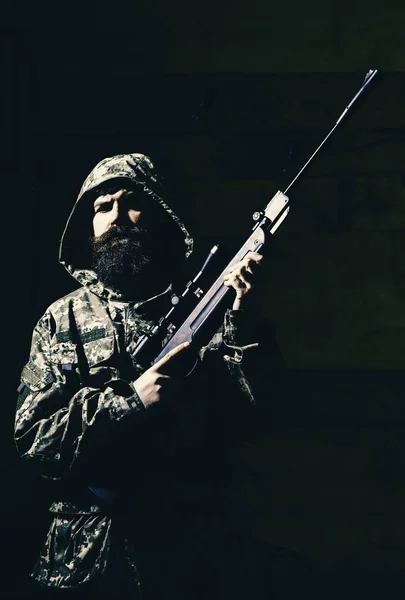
[185,357,199,378]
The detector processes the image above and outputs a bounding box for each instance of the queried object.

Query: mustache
[90,225,148,249]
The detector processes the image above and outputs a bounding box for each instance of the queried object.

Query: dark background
[2,1,405,598]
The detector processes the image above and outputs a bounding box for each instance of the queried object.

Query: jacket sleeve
[14,311,145,481]
[200,307,285,411]
[222,308,285,404]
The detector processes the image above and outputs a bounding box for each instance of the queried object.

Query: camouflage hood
[59,153,193,302]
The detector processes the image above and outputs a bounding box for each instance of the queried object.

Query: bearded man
[15,154,283,599]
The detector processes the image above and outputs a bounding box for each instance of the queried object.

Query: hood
[59,153,194,303]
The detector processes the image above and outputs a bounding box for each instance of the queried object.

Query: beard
[89,225,163,298]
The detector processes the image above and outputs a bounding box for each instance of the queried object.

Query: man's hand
[223,251,264,311]
[132,342,191,409]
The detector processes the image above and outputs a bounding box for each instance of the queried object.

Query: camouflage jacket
[14,154,282,592]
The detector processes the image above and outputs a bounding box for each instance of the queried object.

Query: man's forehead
[92,180,140,202]
[94,179,134,194]
[93,189,129,202]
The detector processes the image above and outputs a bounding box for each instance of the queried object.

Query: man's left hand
[223,251,264,311]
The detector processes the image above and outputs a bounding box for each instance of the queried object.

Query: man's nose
[109,199,127,226]
[110,200,121,225]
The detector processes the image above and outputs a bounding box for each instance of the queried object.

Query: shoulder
[47,287,103,315]
[38,288,107,335]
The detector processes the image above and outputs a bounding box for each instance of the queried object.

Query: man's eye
[95,203,111,213]
[124,191,147,208]
[123,195,140,210]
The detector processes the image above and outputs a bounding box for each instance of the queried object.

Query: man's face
[88,183,182,298]
[93,188,143,237]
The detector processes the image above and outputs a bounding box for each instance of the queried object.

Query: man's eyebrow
[93,196,110,207]
[93,187,133,199]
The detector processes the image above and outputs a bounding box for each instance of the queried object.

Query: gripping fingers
[155,342,191,372]
[224,274,252,290]
[225,252,263,276]
[165,341,190,361]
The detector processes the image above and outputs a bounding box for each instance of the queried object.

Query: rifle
[89,71,379,505]
[131,69,379,370]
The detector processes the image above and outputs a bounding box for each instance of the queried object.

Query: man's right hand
[131,342,192,409]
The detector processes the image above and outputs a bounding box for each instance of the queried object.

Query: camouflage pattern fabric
[14,154,281,596]
[59,153,193,303]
